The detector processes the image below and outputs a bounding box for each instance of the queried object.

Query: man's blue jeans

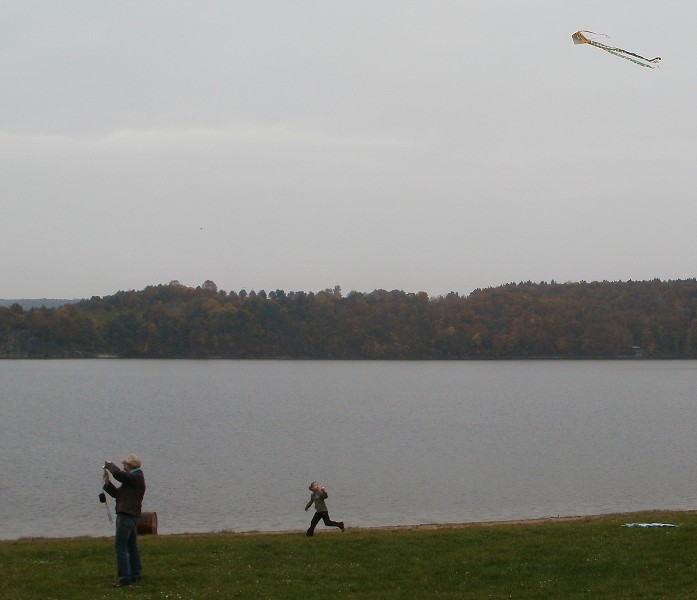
[114,514,141,584]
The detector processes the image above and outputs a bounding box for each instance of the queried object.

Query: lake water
[1,359,696,540]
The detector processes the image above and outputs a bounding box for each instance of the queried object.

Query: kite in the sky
[572,31,661,69]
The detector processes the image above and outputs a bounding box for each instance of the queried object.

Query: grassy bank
[2,511,696,599]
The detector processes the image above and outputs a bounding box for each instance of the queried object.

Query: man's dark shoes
[339,522,345,532]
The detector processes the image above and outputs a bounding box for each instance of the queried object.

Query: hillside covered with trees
[2,279,697,359]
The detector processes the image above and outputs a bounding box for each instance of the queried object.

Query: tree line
[2,279,697,359]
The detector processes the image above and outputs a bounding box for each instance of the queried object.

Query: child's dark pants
[306,511,342,536]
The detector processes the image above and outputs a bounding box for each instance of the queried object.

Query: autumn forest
[2,279,697,359]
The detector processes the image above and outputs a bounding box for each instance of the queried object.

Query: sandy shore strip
[225,509,697,537]
[9,510,695,541]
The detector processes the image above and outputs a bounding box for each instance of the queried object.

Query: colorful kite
[572,31,661,69]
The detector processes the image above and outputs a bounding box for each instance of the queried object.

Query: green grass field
[2,511,696,599]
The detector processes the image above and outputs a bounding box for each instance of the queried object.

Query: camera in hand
[98,492,107,503]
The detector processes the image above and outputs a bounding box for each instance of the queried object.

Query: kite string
[580,30,610,39]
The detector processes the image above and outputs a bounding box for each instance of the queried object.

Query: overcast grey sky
[2,1,695,299]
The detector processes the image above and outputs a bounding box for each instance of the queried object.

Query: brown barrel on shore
[137,512,158,535]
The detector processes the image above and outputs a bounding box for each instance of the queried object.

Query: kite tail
[589,40,661,68]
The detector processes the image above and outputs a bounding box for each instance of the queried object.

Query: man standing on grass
[305,481,344,537]
[103,454,146,587]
